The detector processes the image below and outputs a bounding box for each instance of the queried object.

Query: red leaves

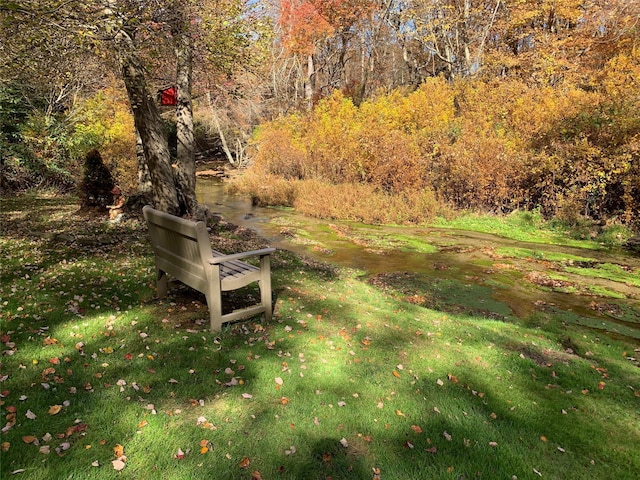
[280,0,378,54]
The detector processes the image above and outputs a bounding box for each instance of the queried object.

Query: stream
[197,178,640,342]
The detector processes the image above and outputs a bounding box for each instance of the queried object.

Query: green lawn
[1,195,639,479]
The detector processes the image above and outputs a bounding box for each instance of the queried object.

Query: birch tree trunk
[135,129,152,194]
[305,54,316,110]
[174,27,197,215]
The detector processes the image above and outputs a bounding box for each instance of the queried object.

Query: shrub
[240,67,640,229]
[293,180,440,225]
[227,173,298,207]
[78,149,115,209]
[70,88,137,192]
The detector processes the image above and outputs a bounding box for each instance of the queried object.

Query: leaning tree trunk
[113,30,179,215]
[174,26,197,216]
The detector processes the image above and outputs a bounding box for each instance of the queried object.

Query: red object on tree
[158,86,177,106]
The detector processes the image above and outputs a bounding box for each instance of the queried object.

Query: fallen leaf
[285,445,296,455]
[241,393,253,399]
[138,420,148,429]
[1,442,9,452]
[113,444,124,457]
[22,436,38,444]
[489,441,498,447]
[112,460,125,471]
[251,471,263,480]
[48,405,62,415]
[392,370,401,378]
[598,382,606,390]
[395,409,405,417]
[275,377,283,386]
[25,410,37,420]
[443,431,452,441]
[540,435,547,442]
[175,448,185,459]
[410,425,423,433]
[340,438,348,448]
[239,457,251,468]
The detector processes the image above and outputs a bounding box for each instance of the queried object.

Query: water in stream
[197,178,640,341]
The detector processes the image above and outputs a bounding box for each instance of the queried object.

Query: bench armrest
[209,248,276,265]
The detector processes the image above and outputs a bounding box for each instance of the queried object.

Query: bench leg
[260,255,273,322]
[205,271,224,332]
[156,268,168,298]
[205,294,223,332]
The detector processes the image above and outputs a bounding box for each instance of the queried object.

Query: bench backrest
[142,206,214,292]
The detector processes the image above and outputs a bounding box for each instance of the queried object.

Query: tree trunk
[135,128,153,194]
[305,54,316,109]
[174,29,197,216]
[113,30,179,215]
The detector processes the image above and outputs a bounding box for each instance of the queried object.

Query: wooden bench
[142,205,276,331]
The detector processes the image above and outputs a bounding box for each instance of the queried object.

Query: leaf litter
[1,196,639,479]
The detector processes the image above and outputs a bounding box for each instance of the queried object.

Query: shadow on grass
[1,195,639,479]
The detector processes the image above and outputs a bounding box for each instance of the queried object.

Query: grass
[433,209,635,249]
[1,195,639,479]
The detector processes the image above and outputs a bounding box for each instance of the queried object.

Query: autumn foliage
[234,47,640,228]
[280,0,375,54]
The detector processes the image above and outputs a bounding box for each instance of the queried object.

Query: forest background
[1,0,639,232]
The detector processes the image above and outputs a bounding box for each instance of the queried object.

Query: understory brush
[229,178,446,225]
[238,72,640,230]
